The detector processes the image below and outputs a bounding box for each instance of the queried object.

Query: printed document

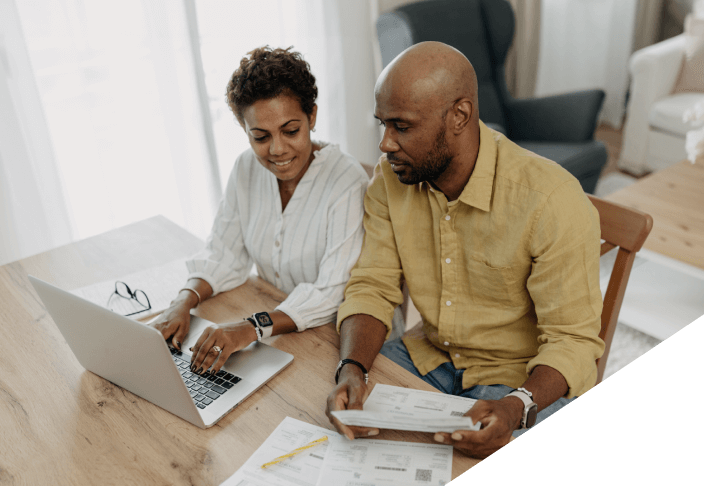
[221,417,335,486]
[317,437,453,486]
[331,384,481,433]
[365,384,478,416]
[221,415,455,486]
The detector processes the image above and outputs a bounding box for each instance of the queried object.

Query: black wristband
[335,358,369,384]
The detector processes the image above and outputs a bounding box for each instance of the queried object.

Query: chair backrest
[588,195,653,384]
[377,0,515,128]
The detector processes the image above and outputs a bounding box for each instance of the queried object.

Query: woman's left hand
[189,321,258,375]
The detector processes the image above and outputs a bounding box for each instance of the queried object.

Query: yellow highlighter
[260,436,329,469]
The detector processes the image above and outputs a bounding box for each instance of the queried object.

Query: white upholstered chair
[619,34,704,175]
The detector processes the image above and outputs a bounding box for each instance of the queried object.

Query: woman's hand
[149,300,193,351]
[189,321,258,374]
[149,282,210,350]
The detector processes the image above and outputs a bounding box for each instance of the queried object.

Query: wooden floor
[593,119,661,183]
[594,123,628,179]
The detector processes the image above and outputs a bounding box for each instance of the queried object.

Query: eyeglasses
[107,281,151,317]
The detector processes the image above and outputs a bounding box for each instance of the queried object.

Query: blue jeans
[380,338,574,438]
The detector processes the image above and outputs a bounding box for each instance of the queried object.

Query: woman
[151,46,368,376]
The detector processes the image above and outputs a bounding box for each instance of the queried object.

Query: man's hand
[325,365,379,440]
[326,314,388,440]
[433,397,523,459]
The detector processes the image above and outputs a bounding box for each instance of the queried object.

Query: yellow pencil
[260,436,328,469]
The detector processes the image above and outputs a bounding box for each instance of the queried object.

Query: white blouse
[186,143,369,330]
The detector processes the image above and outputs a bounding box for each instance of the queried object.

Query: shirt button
[275,272,280,279]
[275,241,280,247]
[445,215,451,221]
[444,341,449,346]
[455,353,461,358]
[445,258,451,264]
[446,301,451,306]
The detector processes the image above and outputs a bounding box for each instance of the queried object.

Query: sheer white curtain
[195,0,379,183]
[2,0,223,266]
[535,0,637,128]
[505,0,542,99]
[3,0,379,266]
[0,0,73,265]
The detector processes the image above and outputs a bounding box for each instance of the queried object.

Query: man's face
[374,82,453,185]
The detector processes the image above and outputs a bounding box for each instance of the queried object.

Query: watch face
[255,312,273,327]
[526,404,538,428]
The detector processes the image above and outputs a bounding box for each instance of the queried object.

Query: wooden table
[0,216,479,485]
[607,160,704,270]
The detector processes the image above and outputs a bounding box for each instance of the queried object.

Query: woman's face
[241,95,317,184]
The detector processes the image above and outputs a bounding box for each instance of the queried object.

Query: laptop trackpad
[223,341,291,382]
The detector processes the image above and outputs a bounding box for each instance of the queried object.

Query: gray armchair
[377,0,608,193]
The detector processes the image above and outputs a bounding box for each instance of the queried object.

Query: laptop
[28,275,293,429]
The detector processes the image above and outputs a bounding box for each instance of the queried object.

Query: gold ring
[211,345,222,353]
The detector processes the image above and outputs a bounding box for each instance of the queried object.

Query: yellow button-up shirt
[338,121,604,398]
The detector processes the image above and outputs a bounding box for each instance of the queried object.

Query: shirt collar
[452,120,497,212]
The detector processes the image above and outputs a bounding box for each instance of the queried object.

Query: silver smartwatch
[506,387,538,429]
[251,312,274,339]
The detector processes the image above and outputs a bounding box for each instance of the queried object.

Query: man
[325,42,604,458]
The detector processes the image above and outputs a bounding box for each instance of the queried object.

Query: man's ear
[452,99,473,133]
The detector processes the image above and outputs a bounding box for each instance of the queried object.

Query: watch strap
[246,317,262,342]
[335,359,368,384]
[506,388,537,429]
[252,312,274,339]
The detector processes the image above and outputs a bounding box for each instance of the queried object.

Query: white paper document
[364,384,478,416]
[331,384,481,433]
[317,437,453,486]
[221,417,336,486]
[71,258,189,320]
[331,410,479,433]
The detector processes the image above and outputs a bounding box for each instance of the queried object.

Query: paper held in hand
[331,383,482,433]
[331,410,480,433]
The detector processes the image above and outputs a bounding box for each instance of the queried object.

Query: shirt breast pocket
[467,257,530,309]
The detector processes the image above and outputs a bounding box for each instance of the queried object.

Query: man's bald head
[375,41,478,120]
[373,42,482,199]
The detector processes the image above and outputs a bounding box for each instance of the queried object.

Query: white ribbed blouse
[186,142,369,331]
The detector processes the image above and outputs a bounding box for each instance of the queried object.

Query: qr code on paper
[415,469,432,482]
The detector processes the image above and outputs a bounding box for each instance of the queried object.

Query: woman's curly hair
[226,46,318,126]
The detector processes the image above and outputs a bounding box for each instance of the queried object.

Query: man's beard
[391,125,453,185]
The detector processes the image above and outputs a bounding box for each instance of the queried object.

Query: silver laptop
[29,275,293,429]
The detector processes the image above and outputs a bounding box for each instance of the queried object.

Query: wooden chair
[399,195,653,385]
[588,195,652,384]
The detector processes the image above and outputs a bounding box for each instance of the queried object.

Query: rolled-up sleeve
[526,179,605,398]
[337,163,404,337]
[276,176,367,331]
[185,158,252,296]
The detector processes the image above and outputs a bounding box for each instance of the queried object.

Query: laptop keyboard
[170,348,242,410]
